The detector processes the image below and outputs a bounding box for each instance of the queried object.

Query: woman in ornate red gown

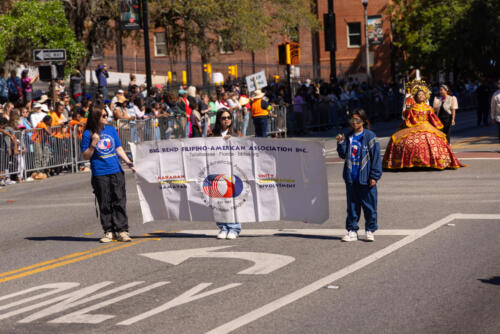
[383,90,464,170]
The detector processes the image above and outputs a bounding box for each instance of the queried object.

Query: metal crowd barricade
[24,125,74,174]
[0,131,23,179]
[116,118,156,153]
[71,124,89,173]
[268,105,287,137]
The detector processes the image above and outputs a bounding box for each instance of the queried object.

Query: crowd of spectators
[1,63,497,187]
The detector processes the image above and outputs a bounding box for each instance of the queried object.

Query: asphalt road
[0,110,499,334]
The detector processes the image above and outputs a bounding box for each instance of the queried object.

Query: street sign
[33,49,66,62]
[246,70,267,93]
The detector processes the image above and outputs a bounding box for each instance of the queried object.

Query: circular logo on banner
[203,174,244,198]
[95,134,115,155]
[198,160,250,212]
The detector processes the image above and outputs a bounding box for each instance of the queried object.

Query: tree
[388,0,500,79]
[0,0,85,72]
[61,0,122,74]
[149,0,320,84]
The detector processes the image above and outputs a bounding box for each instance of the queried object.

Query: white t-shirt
[30,112,47,128]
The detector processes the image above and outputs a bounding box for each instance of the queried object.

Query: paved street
[0,111,499,334]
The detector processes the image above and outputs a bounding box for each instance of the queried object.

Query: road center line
[0,240,150,284]
[205,213,500,334]
[0,243,118,279]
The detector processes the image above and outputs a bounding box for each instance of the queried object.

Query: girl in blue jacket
[336,109,382,242]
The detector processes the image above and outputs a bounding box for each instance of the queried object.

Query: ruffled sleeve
[404,108,420,127]
[427,107,444,129]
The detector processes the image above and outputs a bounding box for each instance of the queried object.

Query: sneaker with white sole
[366,231,375,242]
[117,231,132,242]
[226,231,239,240]
[217,230,228,239]
[341,231,358,242]
[100,232,114,243]
[5,179,16,185]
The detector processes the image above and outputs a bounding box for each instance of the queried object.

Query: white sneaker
[226,231,239,240]
[366,231,375,242]
[100,232,114,243]
[341,231,358,242]
[117,231,132,242]
[5,179,16,185]
[25,177,35,182]
[217,230,228,239]
[0,180,5,187]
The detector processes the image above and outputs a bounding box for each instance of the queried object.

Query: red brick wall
[101,0,393,85]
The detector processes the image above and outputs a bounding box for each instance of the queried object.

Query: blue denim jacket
[337,129,382,185]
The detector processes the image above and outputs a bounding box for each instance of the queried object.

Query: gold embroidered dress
[383,102,464,169]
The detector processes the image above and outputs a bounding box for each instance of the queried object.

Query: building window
[347,22,361,47]
[155,32,167,56]
[219,36,234,54]
[92,45,104,59]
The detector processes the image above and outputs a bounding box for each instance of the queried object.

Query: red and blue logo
[203,174,244,198]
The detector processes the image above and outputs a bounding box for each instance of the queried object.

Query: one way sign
[33,49,66,62]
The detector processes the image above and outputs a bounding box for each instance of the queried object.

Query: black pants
[438,111,452,143]
[91,172,129,233]
[477,105,489,126]
[253,116,268,137]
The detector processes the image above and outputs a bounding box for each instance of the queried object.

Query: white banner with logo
[130,138,329,224]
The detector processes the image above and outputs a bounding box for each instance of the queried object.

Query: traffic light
[182,71,187,85]
[167,71,172,84]
[228,65,238,78]
[274,75,280,83]
[203,63,212,74]
[278,42,300,65]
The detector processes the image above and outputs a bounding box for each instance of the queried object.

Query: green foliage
[388,0,500,78]
[0,0,86,72]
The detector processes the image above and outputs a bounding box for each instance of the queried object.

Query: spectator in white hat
[30,103,47,128]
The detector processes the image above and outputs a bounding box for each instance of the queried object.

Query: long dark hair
[349,109,370,129]
[84,105,106,134]
[212,108,233,136]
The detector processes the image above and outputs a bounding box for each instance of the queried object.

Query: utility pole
[327,0,337,82]
[362,0,370,82]
[142,0,152,92]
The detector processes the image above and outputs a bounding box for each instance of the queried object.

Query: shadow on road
[478,276,500,286]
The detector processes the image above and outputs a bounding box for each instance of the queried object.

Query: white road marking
[0,283,80,311]
[205,213,500,334]
[140,246,295,275]
[118,282,242,326]
[174,229,418,237]
[49,282,168,324]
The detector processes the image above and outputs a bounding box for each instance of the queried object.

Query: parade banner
[131,138,329,224]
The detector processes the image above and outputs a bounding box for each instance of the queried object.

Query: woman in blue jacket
[336,109,382,242]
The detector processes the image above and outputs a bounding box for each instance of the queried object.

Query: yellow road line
[0,240,150,284]
[0,243,119,278]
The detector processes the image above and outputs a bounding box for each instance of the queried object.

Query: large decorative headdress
[408,79,431,100]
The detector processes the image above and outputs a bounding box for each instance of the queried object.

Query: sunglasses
[349,118,363,124]
[221,116,231,121]
[101,114,108,119]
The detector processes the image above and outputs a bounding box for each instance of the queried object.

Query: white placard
[131,138,329,224]
[245,70,267,93]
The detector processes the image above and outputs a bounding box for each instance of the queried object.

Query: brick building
[97,0,393,86]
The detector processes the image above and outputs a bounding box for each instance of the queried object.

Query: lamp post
[361,0,370,81]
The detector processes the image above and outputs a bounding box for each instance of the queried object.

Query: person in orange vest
[32,115,52,176]
[250,90,272,137]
